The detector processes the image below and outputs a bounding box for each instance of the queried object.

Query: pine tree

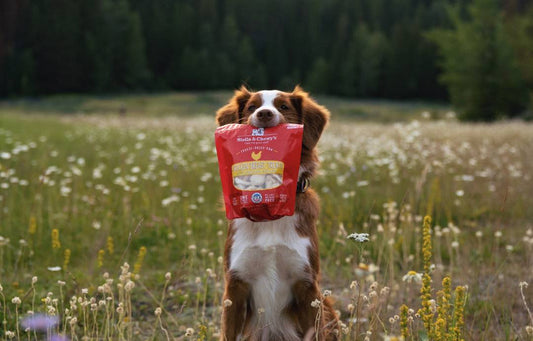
[216,16,240,87]
[427,0,528,120]
[85,0,149,91]
[306,58,331,94]
[339,24,387,97]
[505,4,533,114]
[123,10,150,88]
[28,0,84,93]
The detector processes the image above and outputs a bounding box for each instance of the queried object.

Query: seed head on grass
[124,280,135,292]
[185,327,194,336]
[519,281,533,329]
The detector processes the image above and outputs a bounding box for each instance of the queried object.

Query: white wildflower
[403,271,423,284]
[311,299,321,308]
[347,232,370,243]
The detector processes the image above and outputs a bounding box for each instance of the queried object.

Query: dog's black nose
[256,109,274,122]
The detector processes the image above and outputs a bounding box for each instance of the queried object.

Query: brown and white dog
[216,86,338,341]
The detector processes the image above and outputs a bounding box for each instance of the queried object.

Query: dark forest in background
[1,0,532,119]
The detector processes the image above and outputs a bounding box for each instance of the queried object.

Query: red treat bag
[215,123,304,221]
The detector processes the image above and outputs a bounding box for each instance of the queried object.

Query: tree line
[1,0,532,120]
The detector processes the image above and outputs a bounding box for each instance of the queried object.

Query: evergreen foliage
[504,4,533,115]
[0,0,532,120]
[427,0,528,120]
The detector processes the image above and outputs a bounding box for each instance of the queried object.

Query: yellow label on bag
[232,161,284,177]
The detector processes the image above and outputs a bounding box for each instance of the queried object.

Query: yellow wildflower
[452,286,467,341]
[419,216,434,336]
[63,248,71,270]
[51,229,61,249]
[29,216,37,235]
[97,249,105,268]
[107,236,114,255]
[436,277,452,339]
[133,246,147,275]
[400,304,410,338]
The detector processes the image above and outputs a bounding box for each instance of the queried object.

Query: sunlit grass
[1,96,532,340]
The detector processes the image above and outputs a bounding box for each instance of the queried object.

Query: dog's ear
[216,86,252,126]
[291,85,330,149]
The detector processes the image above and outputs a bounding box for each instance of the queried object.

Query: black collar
[296,177,310,193]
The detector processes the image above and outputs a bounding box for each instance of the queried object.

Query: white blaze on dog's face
[244,90,300,128]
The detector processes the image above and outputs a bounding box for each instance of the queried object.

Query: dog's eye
[280,104,289,110]
[248,105,256,112]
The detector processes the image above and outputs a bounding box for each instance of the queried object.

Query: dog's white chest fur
[230,214,310,339]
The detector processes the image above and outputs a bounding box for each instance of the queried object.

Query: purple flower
[49,334,69,341]
[21,314,59,331]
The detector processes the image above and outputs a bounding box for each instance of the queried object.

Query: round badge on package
[215,123,304,221]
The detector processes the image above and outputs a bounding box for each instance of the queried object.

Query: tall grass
[1,102,532,340]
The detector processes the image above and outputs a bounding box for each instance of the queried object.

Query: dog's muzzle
[248,109,282,128]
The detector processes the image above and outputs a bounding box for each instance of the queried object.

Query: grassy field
[0,92,532,340]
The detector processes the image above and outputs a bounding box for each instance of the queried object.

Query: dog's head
[216,86,330,152]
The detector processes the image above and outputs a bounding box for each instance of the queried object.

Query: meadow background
[1,94,532,340]
[2,0,533,340]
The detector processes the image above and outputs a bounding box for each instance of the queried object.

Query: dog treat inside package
[215,123,304,221]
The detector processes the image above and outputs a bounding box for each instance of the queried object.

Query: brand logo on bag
[252,128,265,136]
[251,192,263,203]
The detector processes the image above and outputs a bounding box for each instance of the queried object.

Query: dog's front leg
[220,273,251,341]
[291,279,338,341]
